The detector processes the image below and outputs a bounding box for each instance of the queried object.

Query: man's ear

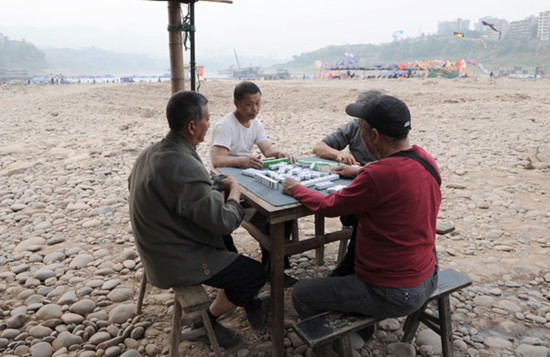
[371,127,380,145]
[233,98,239,108]
[186,120,196,135]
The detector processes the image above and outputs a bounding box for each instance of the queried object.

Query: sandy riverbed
[1,77,549,356]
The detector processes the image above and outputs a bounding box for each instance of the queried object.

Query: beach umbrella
[147,0,232,94]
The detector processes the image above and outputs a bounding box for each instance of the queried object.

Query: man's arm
[314,120,360,165]
[283,171,377,217]
[212,145,263,169]
[180,188,245,236]
[313,141,358,165]
[257,140,296,163]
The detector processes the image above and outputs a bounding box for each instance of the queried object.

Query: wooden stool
[136,272,221,357]
[136,271,148,315]
[293,269,472,357]
[401,269,471,356]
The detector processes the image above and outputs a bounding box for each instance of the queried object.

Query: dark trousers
[293,266,438,320]
[250,212,294,274]
[202,254,265,313]
[333,215,358,276]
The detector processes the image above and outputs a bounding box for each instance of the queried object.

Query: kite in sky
[454,32,487,49]
[481,20,502,40]
[392,30,404,39]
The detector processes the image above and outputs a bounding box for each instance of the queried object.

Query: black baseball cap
[345,95,411,138]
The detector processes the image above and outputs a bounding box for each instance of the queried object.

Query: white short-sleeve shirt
[211,113,267,157]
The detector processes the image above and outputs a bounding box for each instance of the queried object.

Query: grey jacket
[128,130,244,288]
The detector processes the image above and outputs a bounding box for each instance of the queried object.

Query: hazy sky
[1,0,549,62]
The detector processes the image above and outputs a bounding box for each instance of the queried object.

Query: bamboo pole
[189,0,196,91]
[168,1,184,94]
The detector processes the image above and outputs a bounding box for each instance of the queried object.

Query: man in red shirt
[282,95,441,337]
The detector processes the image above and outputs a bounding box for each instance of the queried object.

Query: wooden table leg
[315,214,325,266]
[270,222,285,357]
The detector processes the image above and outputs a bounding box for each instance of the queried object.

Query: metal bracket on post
[166,1,196,91]
[189,1,196,91]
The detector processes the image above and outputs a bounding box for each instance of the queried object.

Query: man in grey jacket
[128,91,269,349]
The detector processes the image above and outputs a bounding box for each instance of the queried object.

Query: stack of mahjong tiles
[241,158,341,190]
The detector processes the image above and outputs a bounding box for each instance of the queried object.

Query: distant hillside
[3,31,550,77]
[276,34,550,75]
[1,32,168,76]
[42,47,168,76]
[0,33,48,70]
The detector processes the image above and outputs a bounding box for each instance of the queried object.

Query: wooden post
[168,1,184,94]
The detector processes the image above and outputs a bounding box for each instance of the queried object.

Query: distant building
[437,18,470,36]
[495,65,544,78]
[508,16,538,41]
[538,10,550,41]
[0,68,30,81]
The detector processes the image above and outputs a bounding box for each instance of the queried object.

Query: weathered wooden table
[212,167,352,357]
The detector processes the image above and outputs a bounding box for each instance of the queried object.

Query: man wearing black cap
[282,95,441,339]
[313,89,383,170]
[313,89,385,277]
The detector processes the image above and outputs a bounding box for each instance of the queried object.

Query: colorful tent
[329,57,366,70]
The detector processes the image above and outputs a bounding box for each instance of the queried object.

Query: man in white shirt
[212,82,294,167]
[211,81,298,286]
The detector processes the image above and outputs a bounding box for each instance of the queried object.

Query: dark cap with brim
[345,95,411,138]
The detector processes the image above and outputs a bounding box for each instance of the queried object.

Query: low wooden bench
[136,272,221,357]
[336,221,454,265]
[292,268,471,357]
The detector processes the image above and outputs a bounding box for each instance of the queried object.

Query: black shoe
[357,325,374,340]
[211,323,243,349]
[188,322,242,350]
[266,273,298,287]
[246,293,271,329]
[328,267,341,277]
[283,273,298,287]
[329,262,354,277]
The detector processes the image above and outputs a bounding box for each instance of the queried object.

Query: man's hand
[241,155,263,169]
[220,174,239,191]
[221,174,241,202]
[277,152,296,163]
[332,165,360,178]
[282,177,300,196]
[336,152,359,165]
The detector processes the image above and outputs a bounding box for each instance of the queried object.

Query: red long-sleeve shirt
[292,145,441,287]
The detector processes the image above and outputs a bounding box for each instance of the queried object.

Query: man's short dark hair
[166,91,208,132]
[234,81,261,101]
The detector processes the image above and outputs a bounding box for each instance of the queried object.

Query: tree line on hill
[277,34,550,74]
[0,32,167,77]
[2,31,549,77]
[0,33,48,70]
